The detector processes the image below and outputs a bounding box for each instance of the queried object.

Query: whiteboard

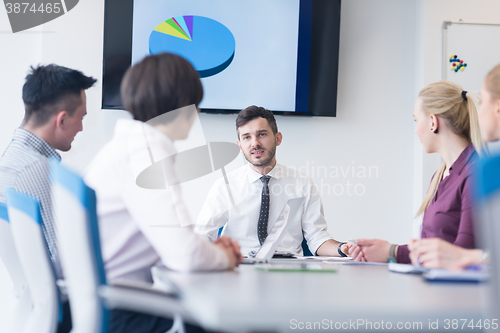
[443,22,500,94]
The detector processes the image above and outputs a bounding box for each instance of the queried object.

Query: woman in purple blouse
[348,80,485,264]
[408,64,500,269]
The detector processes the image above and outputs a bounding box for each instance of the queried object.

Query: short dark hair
[235,105,278,139]
[22,64,97,126]
[121,53,203,123]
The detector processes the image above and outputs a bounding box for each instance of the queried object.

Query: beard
[243,144,277,167]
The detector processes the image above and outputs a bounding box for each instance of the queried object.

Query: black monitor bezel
[102,0,341,117]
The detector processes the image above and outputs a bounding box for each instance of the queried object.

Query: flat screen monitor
[102,0,341,116]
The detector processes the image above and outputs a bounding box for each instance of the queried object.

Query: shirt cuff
[309,235,334,255]
[396,244,411,264]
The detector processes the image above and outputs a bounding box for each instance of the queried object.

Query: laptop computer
[242,197,305,264]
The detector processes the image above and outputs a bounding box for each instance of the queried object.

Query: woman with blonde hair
[349,80,485,264]
[408,64,500,269]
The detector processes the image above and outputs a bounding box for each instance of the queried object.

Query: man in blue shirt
[0,64,96,332]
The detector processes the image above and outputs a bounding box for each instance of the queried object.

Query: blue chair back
[5,188,59,333]
[51,161,108,333]
[301,237,314,256]
[0,202,32,333]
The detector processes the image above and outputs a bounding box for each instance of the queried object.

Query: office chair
[301,237,313,256]
[474,153,500,331]
[5,188,60,333]
[51,161,191,333]
[0,202,32,333]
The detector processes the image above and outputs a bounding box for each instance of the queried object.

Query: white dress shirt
[84,119,229,283]
[195,163,333,256]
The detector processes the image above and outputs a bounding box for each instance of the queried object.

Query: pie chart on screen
[149,15,235,78]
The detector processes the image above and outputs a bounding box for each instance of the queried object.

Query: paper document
[255,263,338,273]
[389,263,429,274]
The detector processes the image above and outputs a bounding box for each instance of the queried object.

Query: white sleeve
[194,181,229,241]
[122,180,230,272]
[113,122,229,272]
[301,179,333,255]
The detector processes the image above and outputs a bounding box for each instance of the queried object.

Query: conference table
[154,259,490,332]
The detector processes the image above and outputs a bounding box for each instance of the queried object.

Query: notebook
[388,263,429,274]
[422,267,489,283]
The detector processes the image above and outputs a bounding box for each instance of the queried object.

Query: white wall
[180,0,417,245]
[1,0,499,328]
[417,0,500,197]
[0,5,43,330]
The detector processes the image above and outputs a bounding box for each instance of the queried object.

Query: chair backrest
[5,188,59,333]
[51,161,108,333]
[0,202,32,333]
[474,153,500,327]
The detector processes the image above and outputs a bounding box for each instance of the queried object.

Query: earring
[433,128,438,134]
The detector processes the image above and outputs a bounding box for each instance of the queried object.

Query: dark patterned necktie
[258,175,271,244]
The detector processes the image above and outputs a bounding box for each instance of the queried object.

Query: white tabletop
[154,262,489,332]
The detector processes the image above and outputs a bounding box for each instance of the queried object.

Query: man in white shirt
[195,106,350,257]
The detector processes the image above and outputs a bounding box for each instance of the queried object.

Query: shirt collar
[246,163,283,183]
[450,143,477,175]
[13,128,61,161]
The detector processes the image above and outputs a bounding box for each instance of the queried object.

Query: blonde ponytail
[416,81,485,216]
[485,63,500,100]
[465,92,487,156]
[416,161,446,217]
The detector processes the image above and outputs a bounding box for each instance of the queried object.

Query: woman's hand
[344,241,367,262]
[352,238,392,262]
[215,236,243,268]
[341,242,364,261]
[408,238,482,269]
